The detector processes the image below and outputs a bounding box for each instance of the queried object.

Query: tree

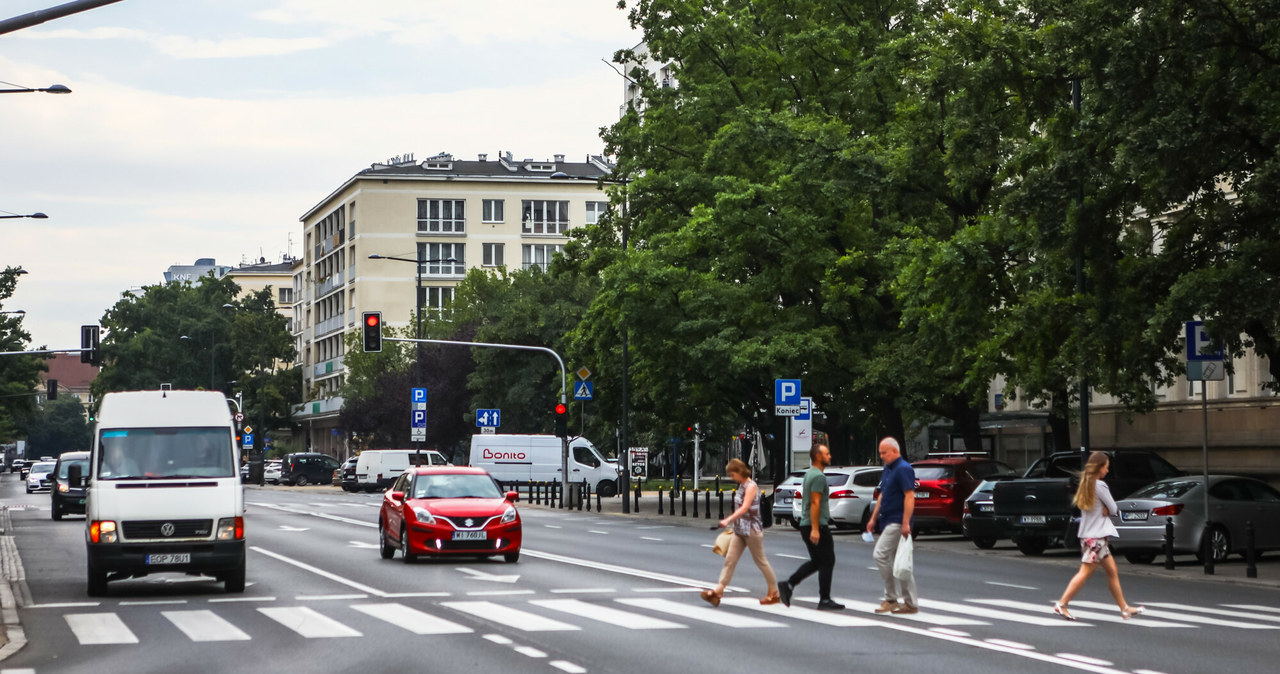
[0,266,44,442]
[25,395,92,455]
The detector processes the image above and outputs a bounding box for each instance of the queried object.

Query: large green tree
[25,395,92,455]
[0,267,45,443]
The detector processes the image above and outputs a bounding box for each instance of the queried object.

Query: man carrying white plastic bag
[866,437,919,614]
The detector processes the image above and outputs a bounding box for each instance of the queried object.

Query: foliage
[0,266,44,442]
[25,395,93,455]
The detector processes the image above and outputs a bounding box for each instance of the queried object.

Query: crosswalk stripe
[823,597,987,626]
[258,607,362,638]
[442,601,580,632]
[616,598,785,628]
[1143,602,1280,623]
[969,600,1194,628]
[1071,601,1279,629]
[352,603,473,635]
[162,610,252,641]
[530,599,685,630]
[917,599,1085,627]
[1223,604,1280,615]
[65,613,139,645]
[725,598,880,627]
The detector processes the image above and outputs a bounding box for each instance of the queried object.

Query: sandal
[760,591,781,605]
[1053,601,1076,621]
[700,589,721,607]
[1121,605,1145,620]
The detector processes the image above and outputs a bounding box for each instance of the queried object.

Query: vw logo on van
[160,522,175,537]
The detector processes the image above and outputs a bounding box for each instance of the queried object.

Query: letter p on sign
[775,379,801,406]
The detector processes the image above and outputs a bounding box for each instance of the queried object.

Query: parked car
[910,457,1016,534]
[279,452,341,486]
[50,451,90,520]
[791,466,884,530]
[1109,475,1280,564]
[961,474,1019,548]
[378,466,522,563]
[357,449,450,492]
[25,461,56,494]
[11,459,26,474]
[264,460,282,484]
[239,462,250,481]
[773,471,806,527]
[339,456,359,492]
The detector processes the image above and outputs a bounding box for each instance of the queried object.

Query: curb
[0,507,27,662]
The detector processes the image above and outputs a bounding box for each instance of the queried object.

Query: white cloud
[15,26,331,59]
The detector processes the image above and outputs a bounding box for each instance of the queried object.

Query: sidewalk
[0,506,27,660]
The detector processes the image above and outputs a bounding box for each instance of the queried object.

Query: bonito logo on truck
[482,448,527,462]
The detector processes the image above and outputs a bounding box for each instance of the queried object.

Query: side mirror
[505,491,518,503]
[390,491,405,502]
[68,463,84,487]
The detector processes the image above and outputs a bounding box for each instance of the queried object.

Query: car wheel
[87,561,108,597]
[400,525,416,563]
[1014,536,1048,556]
[295,475,309,487]
[789,518,800,530]
[51,503,62,521]
[379,522,396,560]
[596,480,617,498]
[504,551,520,563]
[1124,552,1157,565]
[224,558,246,593]
[972,537,997,550]
[1196,525,1231,563]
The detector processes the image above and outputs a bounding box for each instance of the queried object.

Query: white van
[356,449,449,492]
[469,434,619,497]
[75,390,245,596]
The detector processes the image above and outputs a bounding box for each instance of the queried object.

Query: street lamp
[224,302,277,485]
[0,310,24,315]
[0,83,70,95]
[0,211,48,219]
[179,333,216,390]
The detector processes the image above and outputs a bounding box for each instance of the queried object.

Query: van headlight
[411,506,435,524]
[500,505,518,524]
[90,520,118,544]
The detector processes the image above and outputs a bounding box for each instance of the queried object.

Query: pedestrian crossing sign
[574,382,594,400]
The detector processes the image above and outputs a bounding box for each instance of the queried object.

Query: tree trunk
[1048,390,1073,457]
[951,395,985,454]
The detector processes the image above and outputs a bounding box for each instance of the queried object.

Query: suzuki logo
[464,519,474,527]
[160,522,175,536]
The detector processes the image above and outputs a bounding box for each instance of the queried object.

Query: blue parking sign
[774,379,801,406]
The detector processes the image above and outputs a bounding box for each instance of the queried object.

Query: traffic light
[554,401,568,437]
[46,379,58,401]
[362,312,382,352]
[80,324,100,366]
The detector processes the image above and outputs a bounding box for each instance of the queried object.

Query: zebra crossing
[38,592,1280,647]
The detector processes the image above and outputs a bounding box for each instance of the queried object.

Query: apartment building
[291,151,612,454]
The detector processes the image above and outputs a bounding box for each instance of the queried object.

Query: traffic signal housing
[554,401,568,437]
[80,324,100,366]
[362,312,382,352]
[46,379,58,401]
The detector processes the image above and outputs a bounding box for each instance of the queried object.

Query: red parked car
[378,466,522,563]
[909,457,1015,534]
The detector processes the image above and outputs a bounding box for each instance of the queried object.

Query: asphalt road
[3,473,1279,674]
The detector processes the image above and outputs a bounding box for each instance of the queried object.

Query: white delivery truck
[73,390,245,596]
[355,448,449,492]
[469,434,619,497]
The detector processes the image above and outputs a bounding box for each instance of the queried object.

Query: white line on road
[467,590,536,597]
[25,602,99,609]
[726,598,880,627]
[544,525,562,529]
[259,606,362,638]
[617,597,784,628]
[631,587,701,593]
[248,502,376,528]
[521,548,745,592]
[640,536,663,541]
[928,628,972,637]
[251,546,388,597]
[985,639,1035,650]
[514,646,547,658]
[352,603,473,635]
[208,596,276,603]
[442,601,580,632]
[985,581,1037,590]
[549,661,587,673]
[483,634,513,645]
[162,610,251,642]
[918,599,1086,628]
[587,530,609,535]
[1223,604,1280,614]
[969,599,1194,628]
[550,588,616,594]
[822,597,986,626]
[296,594,369,601]
[1071,601,1279,629]
[1056,654,1114,666]
[774,553,808,560]
[531,598,686,630]
[65,613,139,645]
[383,592,452,598]
[1142,602,1280,623]
[120,600,187,606]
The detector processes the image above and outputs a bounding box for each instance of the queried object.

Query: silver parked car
[791,465,883,530]
[1109,475,1280,564]
[773,471,805,528]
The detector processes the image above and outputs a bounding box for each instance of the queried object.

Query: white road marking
[1056,654,1114,666]
[1142,602,1280,623]
[457,567,519,583]
[383,592,451,598]
[727,598,880,627]
[248,502,375,528]
[985,581,1037,590]
[251,546,388,597]
[348,541,380,549]
[550,661,587,673]
[483,633,513,645]
[514,646,547,658]
[617,598,784,628]
[635,525,672,530]
[209,596,276,603]
[550,588,615,594]
[119,600,186,606]
[258,606,362,638]
[588,530,609,535]
[65,613,139,645]
[352,603,473,635]
[1072,601,1279,629]
[970,599,1193,628]
[296,594,369,601]
[985,639,1035,650]
[774,553,808,560]
[544,525,562,529]
[531,598,685,630]
[631,587,701,593]
[26,602,100,609]
[278,525,310,532]
[640,536,663,541]
[822,597,986,626]
[162,610,251,641]
[928,628,971,637]
[1223,604,1280,614]
[442,601,581,632]
[917,599,1086,627]
[1,668,37,674]
[521,548,745,592]
[467,590,536,597]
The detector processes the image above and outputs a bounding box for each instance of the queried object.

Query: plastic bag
[893,534,914,580]
[713,529,734,556]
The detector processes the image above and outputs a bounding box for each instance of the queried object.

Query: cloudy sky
[2,0,640,348]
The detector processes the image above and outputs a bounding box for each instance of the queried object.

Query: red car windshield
[413,473,502,499]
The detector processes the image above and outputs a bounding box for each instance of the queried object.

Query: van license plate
[1020,515,1046,524]
[146,554,190,565]
[452,531,487,541]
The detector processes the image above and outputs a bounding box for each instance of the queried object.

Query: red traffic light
[365,314,380,327]
[554,402,567,415]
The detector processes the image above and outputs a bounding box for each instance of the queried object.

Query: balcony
[292,395,344,421]
[313,355,345,378]
[315,270,345,300]
[314,314,345,339]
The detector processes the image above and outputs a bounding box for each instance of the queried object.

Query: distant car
[961,474,1019,548]
[773,471,806,527]
[11,459,26,475]
[25,461,56,494]
[909,457,1016,534]
[239,463,250,481]
[339,456,359,491]
[378,466,522,563]
[51,451,90,520]
[791,466,883,530]
[19,460,33,479]
[1109,475,1280,564]
[264,460,282,484]
[280,452,341,486]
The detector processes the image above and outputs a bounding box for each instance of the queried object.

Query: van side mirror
[68,463,84,487]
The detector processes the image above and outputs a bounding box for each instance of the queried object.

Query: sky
[1,0,641,349]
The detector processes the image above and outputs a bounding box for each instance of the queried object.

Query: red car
[378,466,522,563]
[909,457,1015,534]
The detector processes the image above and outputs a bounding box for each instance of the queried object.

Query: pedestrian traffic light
[80,324,100,366]
[362,312,382,352]
[554,401,568,437]
[46,378,58,401]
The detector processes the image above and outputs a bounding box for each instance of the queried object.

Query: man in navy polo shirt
[866,437,918,614]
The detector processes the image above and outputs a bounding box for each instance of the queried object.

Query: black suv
[51,451,90,520]
[339,456,359,492]
[279,452,340,486]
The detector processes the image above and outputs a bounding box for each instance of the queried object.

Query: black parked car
[339,456,359,492]
[961,473,1018,549]
[279,452,341,486]
[51,451,90,520]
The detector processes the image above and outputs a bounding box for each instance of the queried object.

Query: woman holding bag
[701,459,781,606]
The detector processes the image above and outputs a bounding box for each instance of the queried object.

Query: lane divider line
[250,546,388,597]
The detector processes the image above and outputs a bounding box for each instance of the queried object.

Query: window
[521,200,570,235]
[417,243,465,275]
[522,244,562,271]
[585,201,609,224]
[483,199,504,223]
[483,243,504,267]
[418,286,455,313]
[417,199,465,234]
[279,288,293,304]
[573,445,600,468]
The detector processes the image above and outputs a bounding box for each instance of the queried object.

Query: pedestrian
[1053,451,1144,620]
[866,436,918,615]
[701,459,781,606]
[776,443,843,610]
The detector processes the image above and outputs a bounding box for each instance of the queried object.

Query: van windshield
[97,427,234,480]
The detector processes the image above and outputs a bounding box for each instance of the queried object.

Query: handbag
[713,528,734,556]
[893,533,914,580]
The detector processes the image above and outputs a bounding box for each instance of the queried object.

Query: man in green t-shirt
[777,443,843,610]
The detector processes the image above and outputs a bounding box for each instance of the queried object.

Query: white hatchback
[791,465,883,530]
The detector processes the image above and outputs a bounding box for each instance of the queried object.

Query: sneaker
[890,604,918,615]
[777,581,792,607]
[816,599,845,611]
[874,600,897,614]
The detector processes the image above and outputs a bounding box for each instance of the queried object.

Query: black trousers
[787,526,835,600]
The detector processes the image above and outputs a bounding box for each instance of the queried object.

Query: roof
[42,353,98,389]
[408,465,488,475]
[97,390,232,428]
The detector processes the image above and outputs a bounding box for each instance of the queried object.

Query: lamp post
[367,253,456,450]
[0,211,48,219]
[179,332,216,390]
[225,302,276,485]
[0,84,69,95]
[0,310,24,315]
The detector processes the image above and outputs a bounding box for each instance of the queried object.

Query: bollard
[1164,517,1175,569]
[579,480,587,512]
[1247,520,1258,579]
[553,480,560,509]
[704,490,711,519]
[715,475,721,494]
[1202,522,1215,575]
[718,489,725,519]
[597,490,602,513]
[657,487,664,515]
[681,488,688,517]
[692,488,699,518]
[634,482,641,513]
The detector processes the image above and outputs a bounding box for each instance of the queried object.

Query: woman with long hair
[701,458,781,606]
[1054,451,1144,620]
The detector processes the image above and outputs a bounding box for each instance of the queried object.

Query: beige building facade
[292,151,612,455]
